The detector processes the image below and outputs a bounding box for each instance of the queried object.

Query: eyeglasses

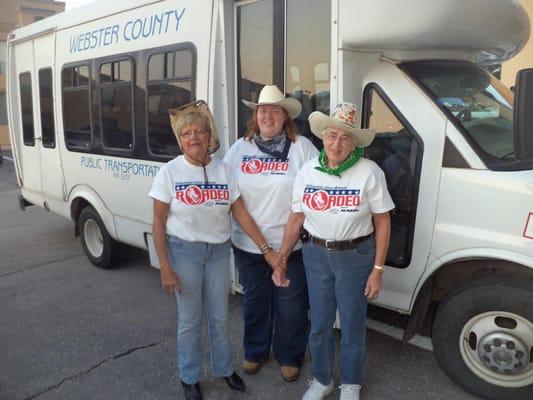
[179,129,209,139]
[325,131,354,144]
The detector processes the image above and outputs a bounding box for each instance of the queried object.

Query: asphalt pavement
[0,154,479,400]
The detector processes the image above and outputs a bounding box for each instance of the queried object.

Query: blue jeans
[233,247,309,366]
[302,236,375,385]
[167,236,234,384]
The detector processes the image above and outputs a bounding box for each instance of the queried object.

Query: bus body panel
[431,168,533,263]
[28,0,216,243]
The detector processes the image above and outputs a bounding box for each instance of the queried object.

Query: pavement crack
[22,342,162,400]
[0,254,84,278]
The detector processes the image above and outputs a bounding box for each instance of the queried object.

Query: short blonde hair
[168,100,220,154]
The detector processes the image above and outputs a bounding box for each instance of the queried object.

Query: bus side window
[147,49,194,158]
[19,72,35,146]
[99,59,134,151]
[62,64,92,150]
[364,87,422,268]
[39,68,55,148]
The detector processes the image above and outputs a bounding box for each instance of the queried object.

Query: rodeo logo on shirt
[175,183,229,206]
[303,185,361,213]
[240,156,289,175]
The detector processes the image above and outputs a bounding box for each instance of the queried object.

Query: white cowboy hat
[308,102,376,148]
[242,85,302,119]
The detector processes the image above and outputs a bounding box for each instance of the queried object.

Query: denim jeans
[233,247,309,366]
[167,235,234,384]
[302,236,375,385]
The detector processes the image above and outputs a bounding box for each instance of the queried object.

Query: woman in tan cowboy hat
[274,103,394,400]
[223,85,318,382]
[149,100,280,400]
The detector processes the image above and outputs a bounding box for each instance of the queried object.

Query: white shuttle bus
[6,0,533,398]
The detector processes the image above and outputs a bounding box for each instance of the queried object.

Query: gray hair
[175,112,210,137]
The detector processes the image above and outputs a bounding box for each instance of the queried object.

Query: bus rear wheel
[79,206,116,269]
[432,277,533,400]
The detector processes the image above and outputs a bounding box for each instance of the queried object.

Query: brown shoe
[242,360,261,374]
[280,366,300,382]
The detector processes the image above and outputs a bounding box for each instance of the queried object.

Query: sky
[64,0,98,11]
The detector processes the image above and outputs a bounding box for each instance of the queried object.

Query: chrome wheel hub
[459,311,533,387]
[477,332,528,374]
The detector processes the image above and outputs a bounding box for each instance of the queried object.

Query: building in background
[0,0,65,149]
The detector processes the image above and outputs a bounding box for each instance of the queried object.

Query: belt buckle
[324,239,335,250]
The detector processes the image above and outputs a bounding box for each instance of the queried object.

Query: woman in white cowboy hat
[223,85,318,382]
[274,102,394,400]
[149,100,280,400]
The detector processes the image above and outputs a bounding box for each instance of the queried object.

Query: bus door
[14,40,41,195]
[33,34,64,200]
[234,0,331,145]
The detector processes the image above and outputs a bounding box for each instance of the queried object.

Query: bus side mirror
[513,68,533,160]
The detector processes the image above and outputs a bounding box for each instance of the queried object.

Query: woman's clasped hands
[266,252,290,287]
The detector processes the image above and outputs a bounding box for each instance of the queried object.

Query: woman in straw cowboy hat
[223,85,318,382]
[149,100,280,400]
[274,103,394,400]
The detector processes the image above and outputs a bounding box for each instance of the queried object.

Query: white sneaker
[339,384,361,400]
[301,378,334,400]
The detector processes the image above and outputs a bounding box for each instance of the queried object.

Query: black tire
[432,277,533,400]
[79,206,117,269]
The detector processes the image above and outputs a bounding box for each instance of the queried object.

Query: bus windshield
[400,61,531,170]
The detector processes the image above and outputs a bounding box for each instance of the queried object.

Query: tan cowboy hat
[168,100,220,154]
[242,85,302,119]
[309,102,376,148]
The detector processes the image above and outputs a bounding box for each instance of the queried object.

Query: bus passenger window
[99,59,134,150]
[62,65,92,150]
[19,72,35,146]
[39,68,55,148]
[147,49,194,158]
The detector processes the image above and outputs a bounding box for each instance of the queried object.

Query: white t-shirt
[224,136,319,253]
[149,156,240,243]
[292,157,395,241]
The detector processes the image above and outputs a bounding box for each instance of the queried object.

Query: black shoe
[181,381,203,400]
[222,372,245,392]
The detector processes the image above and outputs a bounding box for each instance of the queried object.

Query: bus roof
[9,0,530,64]
[339,0,530,63]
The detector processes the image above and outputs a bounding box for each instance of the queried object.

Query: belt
[309,234,372,251]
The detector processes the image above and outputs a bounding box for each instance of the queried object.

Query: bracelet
[263,247,273,255]
[374,264,384,271]
[259,243,272,255]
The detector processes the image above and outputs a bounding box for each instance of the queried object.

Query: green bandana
[314,147,363,177]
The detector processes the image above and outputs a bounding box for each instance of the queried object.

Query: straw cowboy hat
[242,85,302,119]
[168,100,220,154]
[308,102,376,148]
